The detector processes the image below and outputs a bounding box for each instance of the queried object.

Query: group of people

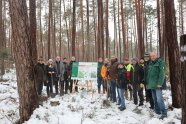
[34,56,77,97]
[97,52,167,119]
[34,51,167,120]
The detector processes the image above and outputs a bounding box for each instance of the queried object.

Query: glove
[140,83,144,88]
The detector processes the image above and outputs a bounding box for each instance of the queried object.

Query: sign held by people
[71,62,98,81]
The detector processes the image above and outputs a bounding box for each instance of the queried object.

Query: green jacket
[147,58,166,89]
[97,62,103,78]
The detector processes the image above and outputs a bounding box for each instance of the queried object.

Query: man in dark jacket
[108,56,118,103]
[60,57,69,95]
[147,52,167,119]
[53,56,61,95]
[97,57,103,94]
[143,52,154,109]
[117,63,127,111]
[34,56,46,95]
[132,58,144,106]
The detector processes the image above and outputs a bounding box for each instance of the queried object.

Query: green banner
[71,62,98,80]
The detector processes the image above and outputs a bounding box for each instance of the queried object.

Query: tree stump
[50,101,60,106]
[180,34,186,124]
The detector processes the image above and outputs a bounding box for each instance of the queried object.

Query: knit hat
[144,52,150,57]
[118,62,124,66]
[132,58,139,62]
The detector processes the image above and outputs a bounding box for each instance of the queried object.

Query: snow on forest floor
[0,69,182,124]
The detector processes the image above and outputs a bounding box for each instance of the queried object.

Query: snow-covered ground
[0,70,182,124]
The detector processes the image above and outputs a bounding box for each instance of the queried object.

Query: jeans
[151,89,167,116]
[46,82,53,97]
[97,77,103,93]
[110,79,116,102]
[118,88,126,108]
[117,87,121,104]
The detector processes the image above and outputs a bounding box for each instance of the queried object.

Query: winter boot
[98,88,101,94]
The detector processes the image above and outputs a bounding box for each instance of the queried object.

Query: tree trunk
[59,0,62,56]
[86,0,90,61]
[92,0,97,61]
[120,0,128,59]
[39,0,43,57]
[97,0,104,58]
[29,0,37,64]
[62,0,70,58]
[0,0,4,77]
[135,0,144,58]
[80,0,84,61]
[71,0,76,57]
[105,0,109,58]
[164,0,181,108]
[9,0,39,123]
[48,0,52,59]
[180,35,186,124]
[113,0,117,56]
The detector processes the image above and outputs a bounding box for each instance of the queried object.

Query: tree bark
[164,0,181,108]
[97,0,104,58]
[105,0,109,58]
[9,0,39,122]
[120,0,128,59]
[80,0,84,61]
[86,0,90,61]
[29,0,37,64]
[135,0,144,58]
[180,35,186,124]
[0,0,4,77]
[71,0,76,57]
[48,0,52,59]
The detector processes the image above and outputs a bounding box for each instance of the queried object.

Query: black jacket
[34,63,47,83]
[132,63,144,84]
[63,62,69,80]
[117,68,127,89]
[46,64,57,80]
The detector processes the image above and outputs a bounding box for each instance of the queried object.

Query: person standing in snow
[53,56,63,95]
[68,56,78,93]
[132,58,144,106]
[101,58,111,98]
[34,56,47,96]
[147,52,167,119]
[143,52,154,109]
[117,62,127,111]
[124,58,134,101]
[46,59,56,97]
[108,56,118,103]
[60,57,69,95]
[97,57,104,94]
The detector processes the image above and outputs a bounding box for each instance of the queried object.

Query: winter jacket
[54,61,66,81]
[46,64,57,81]
[68,61,76,79]
[147,58,166,89]
[144,60,150,84]
[109,61,118,80]
[101,64,110,80]
[117,68,127,89]
[132,63,144,84]
[125,64,134,83]
[97,62,104,78]
[34,63,47,83]
[63,62,69,80]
